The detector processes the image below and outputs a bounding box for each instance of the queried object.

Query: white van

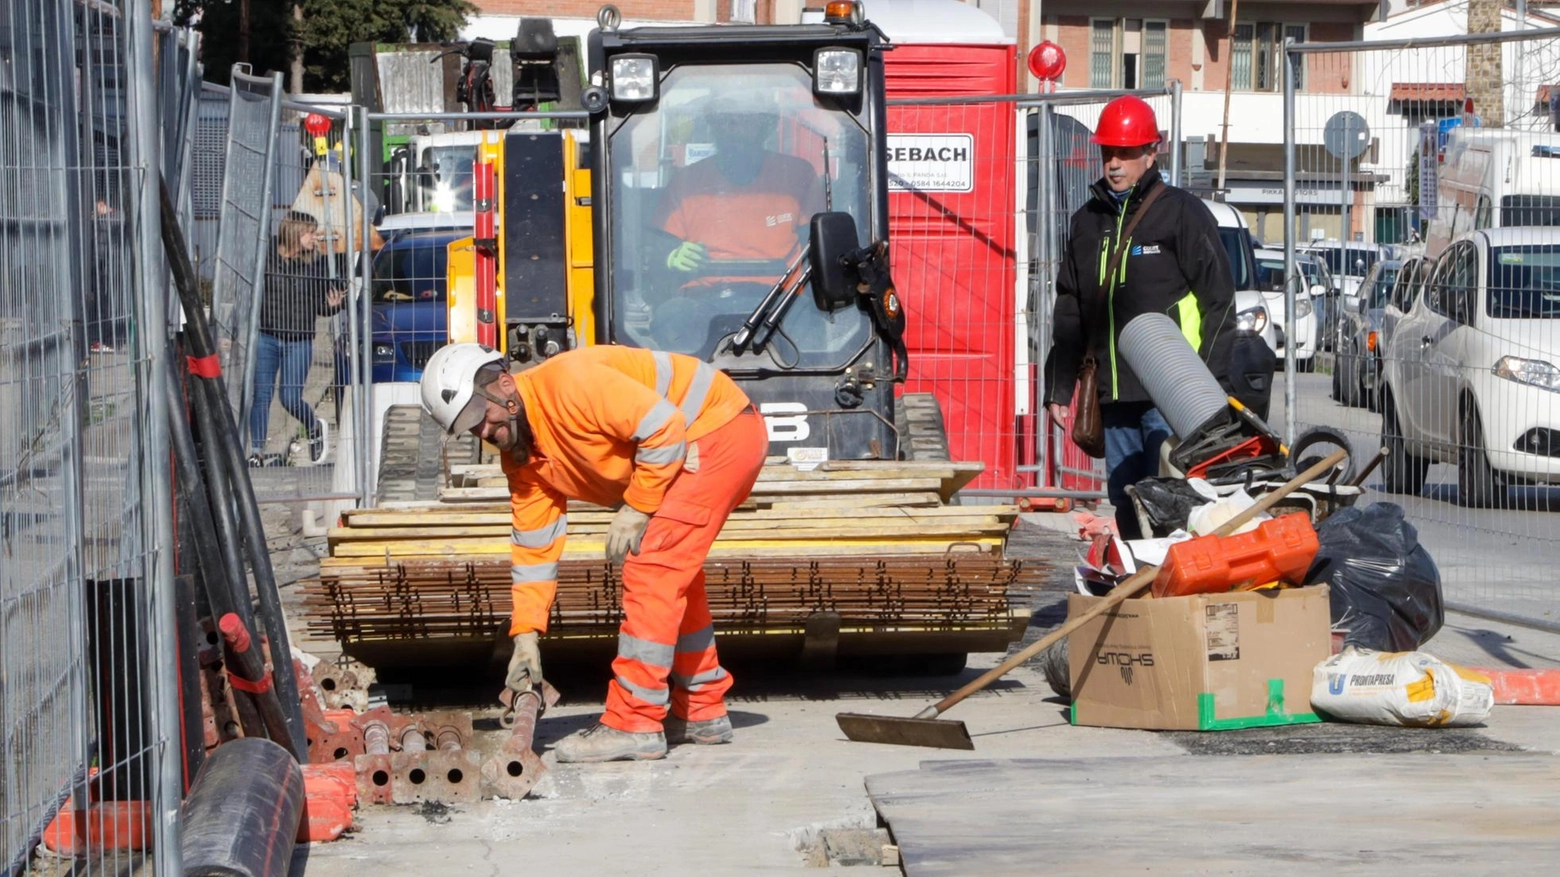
[1424,128,1560,259]
[1201,198,1277,351]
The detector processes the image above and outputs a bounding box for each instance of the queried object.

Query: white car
[1379,227,1560,507]
[1253,247,1319,370]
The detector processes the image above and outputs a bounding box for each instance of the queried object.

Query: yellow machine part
[445,132,507,354]
[563,129,596,347]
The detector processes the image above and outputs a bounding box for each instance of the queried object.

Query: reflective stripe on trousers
[602,410,766,732]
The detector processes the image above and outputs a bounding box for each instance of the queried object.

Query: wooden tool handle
[916,449,1348,719]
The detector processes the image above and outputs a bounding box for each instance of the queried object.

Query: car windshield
[1255,257,1285,292]
[1500,195,1560,227]
[1312,246,1378,278]
[1489,246,1560,319]
[607,62,873,366]
[372,236,452,302]
[1367,266,1398,309]
[1217,228,1253,290]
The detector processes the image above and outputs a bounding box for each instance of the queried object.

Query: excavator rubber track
[375,405,479,505]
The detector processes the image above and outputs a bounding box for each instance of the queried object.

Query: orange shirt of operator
[657,153,821,288]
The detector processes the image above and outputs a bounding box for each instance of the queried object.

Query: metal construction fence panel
[884,88,1179,501]
[2,1,182,873]
[1282,28,1560,630]
[241,101,369,505]
[209,67,283,435]
[190,83,231,284]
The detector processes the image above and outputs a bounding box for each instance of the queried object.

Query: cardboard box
[1068,585,1330,731]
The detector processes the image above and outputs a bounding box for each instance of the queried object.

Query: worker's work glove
[506,631,543,692]
[606,505,652,564]
[665,240,706,273]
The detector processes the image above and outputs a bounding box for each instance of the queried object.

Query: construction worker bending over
[420,343,766,762]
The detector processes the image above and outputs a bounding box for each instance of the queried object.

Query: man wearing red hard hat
[1042,95,1240,538]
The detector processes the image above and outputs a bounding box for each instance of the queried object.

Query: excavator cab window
[607,62,874,366]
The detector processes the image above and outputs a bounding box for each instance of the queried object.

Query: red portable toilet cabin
[865,0,1021,491]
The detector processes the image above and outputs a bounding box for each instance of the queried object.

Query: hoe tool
[836,449,1348,749]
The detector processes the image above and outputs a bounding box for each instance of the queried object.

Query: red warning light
[1028,41,1067,82]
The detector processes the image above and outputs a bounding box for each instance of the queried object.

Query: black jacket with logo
[1043,167,1238,408]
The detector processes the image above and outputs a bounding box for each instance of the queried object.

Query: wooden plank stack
[305,460,1046,653]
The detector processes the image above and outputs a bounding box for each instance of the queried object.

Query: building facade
[1030,2,1385,244]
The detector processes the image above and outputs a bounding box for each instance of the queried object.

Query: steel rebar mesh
[303,554,1050,645]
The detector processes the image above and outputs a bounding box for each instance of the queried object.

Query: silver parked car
[1332,259,1400,409]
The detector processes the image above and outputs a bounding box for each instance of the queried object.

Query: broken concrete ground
[276,515,1560,875]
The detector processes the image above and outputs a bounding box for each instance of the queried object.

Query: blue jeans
[250,332,318,453]
[1103,402,1172,539]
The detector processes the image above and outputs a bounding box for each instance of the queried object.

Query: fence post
[1169,78,1183,188]
[357,107,377,506]
[1037,103,1059,485]
[127,0,186,869]
[1282,37,1298,447]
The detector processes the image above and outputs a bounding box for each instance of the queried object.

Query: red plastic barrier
[299,761,357,843]
[1471,668,1560,706]
[1153,512,1319,599]
[41,801,150,854]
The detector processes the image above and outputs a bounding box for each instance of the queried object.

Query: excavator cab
[587,6,912,461]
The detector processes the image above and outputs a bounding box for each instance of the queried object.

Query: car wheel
[1457,403,1507,509]
[1297,355,1316,374]
[1381,392,1428,495]
[1339,355,1363,407]
[1330,360,1344,402]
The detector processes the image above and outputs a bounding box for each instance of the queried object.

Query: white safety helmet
[420,343,506,435]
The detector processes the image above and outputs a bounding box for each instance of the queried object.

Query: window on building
[1232,22,1306,92]
[1090,18,1169,90]
[1090,19,1115,88]
[1143,21,1168,89]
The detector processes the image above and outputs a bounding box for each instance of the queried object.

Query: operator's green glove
[665,240,706,273]
[605,505,652,564]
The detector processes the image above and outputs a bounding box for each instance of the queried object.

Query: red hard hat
[1092,96,1161,147]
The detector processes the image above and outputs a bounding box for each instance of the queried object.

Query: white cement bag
[1311,648,1494,728]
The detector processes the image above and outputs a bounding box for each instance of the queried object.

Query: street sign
[1323,111,1370,162]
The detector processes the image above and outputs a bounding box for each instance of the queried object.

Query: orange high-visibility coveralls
[501,346,766,732]
[657,152,821,289]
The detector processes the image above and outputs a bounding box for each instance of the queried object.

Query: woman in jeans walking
[250,211,345,466]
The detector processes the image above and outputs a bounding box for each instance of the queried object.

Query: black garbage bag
[1131,477,1210,535]
[1302,502,1443,651]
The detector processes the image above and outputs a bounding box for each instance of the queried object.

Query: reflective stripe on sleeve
[635,441,686,466]
[511,516,568,549]
[632,398,679,442]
